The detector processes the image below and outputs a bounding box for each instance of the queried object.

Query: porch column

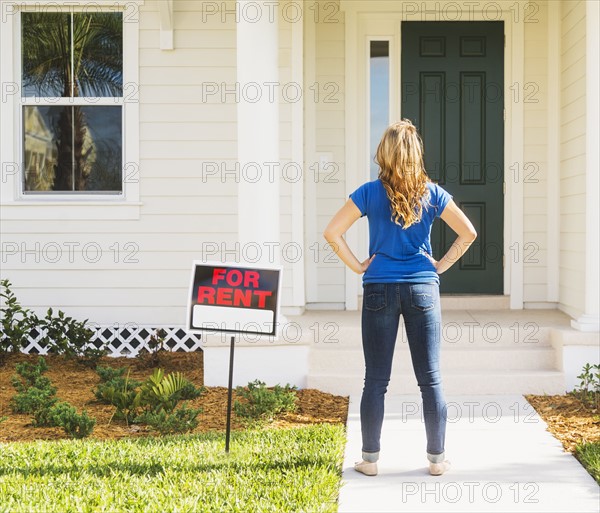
[572,0,600,332]
[236,0,280,265]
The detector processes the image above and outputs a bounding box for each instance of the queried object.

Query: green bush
[0,280,105,363]
[0,280,37,361]
[571,363,600,409]
[10,357,58,420]
[10,357,55,394]
[10,357,96,433]
[96,366,204,430]
[97,370,144,425]
[136,405,202,435]
[138,369,204,414]
[38,308,96,359]
[11,387,58,416]
[49,402,96,439]
[93,366,142,404]
[32,400,60,427]
[137,328,168,367]
[0,416,7,424]
[96,365,126,383]
[234,380,298,425]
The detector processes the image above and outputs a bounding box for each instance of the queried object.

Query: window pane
[370,41,390,180]
[73,13,123,97]
[23,106,68,191]
[80,106,122,191]
[22,12,123,98]
[23,106,122,192]
[22,13,71,97]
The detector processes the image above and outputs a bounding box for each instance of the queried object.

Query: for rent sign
[187,261,282,337]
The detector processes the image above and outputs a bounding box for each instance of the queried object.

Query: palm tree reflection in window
[22,12,123,192]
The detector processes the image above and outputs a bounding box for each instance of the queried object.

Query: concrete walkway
[338,394,599,513]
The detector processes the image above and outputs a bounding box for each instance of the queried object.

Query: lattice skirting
[21,326,203,357]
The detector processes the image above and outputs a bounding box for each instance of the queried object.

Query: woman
[323,119,477,477]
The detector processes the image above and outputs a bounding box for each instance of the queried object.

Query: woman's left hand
[423,252,440,273]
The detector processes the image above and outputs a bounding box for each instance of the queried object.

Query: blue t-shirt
[349,179,452,284]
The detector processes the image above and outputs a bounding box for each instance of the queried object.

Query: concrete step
[309,345,557,373]
[319,323,554,348]
[307,369,566,396]
[355,295,512,311]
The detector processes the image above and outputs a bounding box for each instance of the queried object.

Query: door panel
[401,21,504,294]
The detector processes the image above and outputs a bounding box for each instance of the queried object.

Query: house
[1,0,598,395]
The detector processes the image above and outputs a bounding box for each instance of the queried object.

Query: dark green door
[401,21,504,294]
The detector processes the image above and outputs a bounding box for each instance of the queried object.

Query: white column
[236,0,279,265]
[572,0,600,332]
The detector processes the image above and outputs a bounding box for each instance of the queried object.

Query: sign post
[186,261,282,452]
[225,335,235,453]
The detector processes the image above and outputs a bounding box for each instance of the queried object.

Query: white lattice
[21,326,202,357]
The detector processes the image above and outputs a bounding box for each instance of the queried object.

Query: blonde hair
[376,119,431,229]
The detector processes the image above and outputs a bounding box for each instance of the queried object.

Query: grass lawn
[0,424,346,513]
[575,441,600,484]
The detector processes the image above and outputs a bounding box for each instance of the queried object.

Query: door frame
[341,1,524,309]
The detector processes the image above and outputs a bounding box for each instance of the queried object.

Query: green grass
[575,441,600,484]
[0,424,346,513]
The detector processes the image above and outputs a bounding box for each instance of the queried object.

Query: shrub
[234,380,298,425]
[138,369,204,414]
[38,308,95,359]
[0,416,7,425]
[137,328,169,367]
[77,347,109,369]
[96,366,204,429]
[10,357,55,394]
[0,280,37,362]
[0,280,104,364]
[10,357,58,421]
[97,370,143,425]
[49,402,96,439]
[11,387,58,416]
[32,400,60,427]
[93,366,142,404]
[571,363,600,409]
[136,405,202,435]
[96,365,126,383]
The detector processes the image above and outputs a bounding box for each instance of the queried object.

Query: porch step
[440,295,510,310]
[309,346,557,373]
[329,323,554,348]
[293,309,572,396]
[356,295,512,311]
[307,369,566,396]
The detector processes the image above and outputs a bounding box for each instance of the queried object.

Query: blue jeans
[360,282,447,463]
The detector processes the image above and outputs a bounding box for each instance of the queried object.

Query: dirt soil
[525,394,600,452]
[0,352,349,443]
[5,352,594,451]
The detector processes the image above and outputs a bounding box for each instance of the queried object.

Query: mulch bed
[0,352,349,443]
[525,394,600,452]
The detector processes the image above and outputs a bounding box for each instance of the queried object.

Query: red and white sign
[186,261,282,337]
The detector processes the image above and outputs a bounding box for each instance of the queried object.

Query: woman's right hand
[357,254,376,274]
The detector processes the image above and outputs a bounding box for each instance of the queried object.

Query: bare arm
[429,200,477,274]
[323,199,375,274]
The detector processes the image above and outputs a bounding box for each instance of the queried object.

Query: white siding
[0,0,298,325]
[559,0,587,317]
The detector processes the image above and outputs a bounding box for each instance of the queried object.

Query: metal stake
[225,335,235,453]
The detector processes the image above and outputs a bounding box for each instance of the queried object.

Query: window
[21,11,124,194]
[369,40,390,180]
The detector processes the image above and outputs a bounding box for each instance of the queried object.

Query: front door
[401,21,504,294]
